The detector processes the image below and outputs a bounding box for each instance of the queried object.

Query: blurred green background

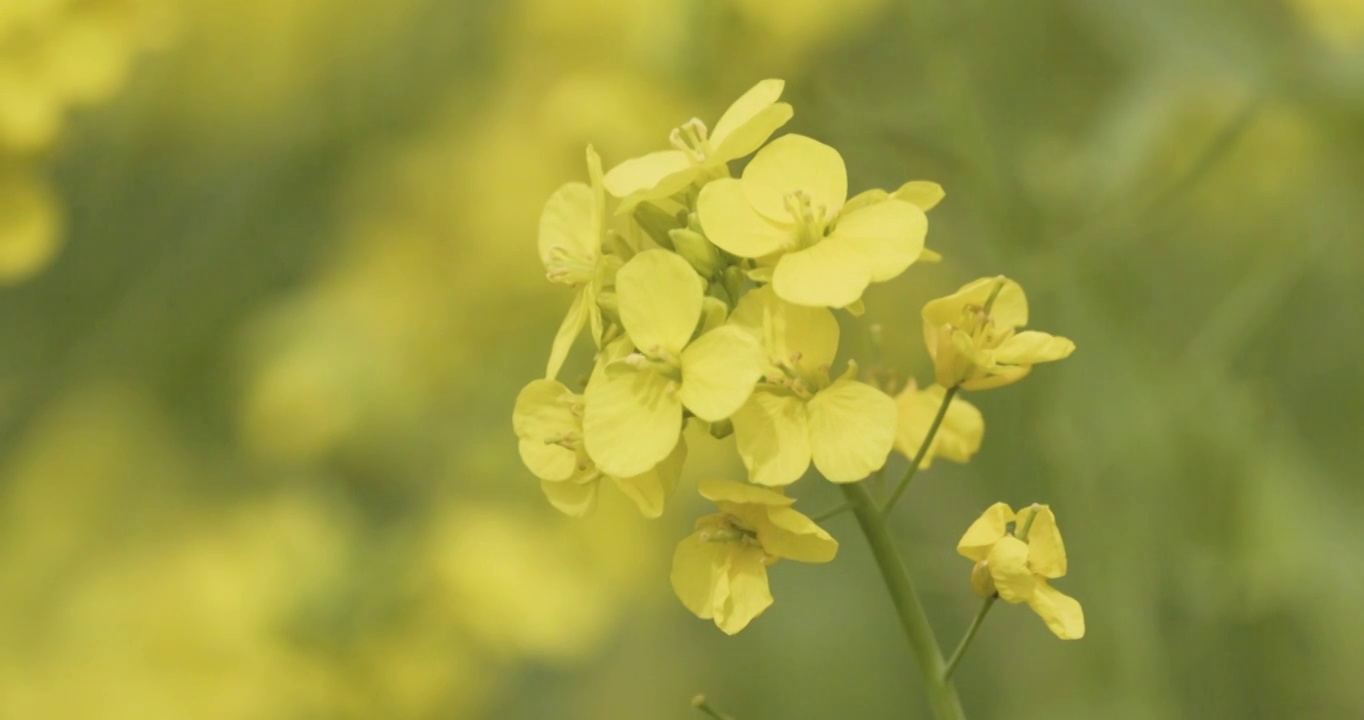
[3,0,1363,718]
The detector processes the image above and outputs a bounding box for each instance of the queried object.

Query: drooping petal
[613,437,687,519]
[540,477,599,518]
[512,379,581,481]
[742,134,847,222]
[698,477,795,507]
[1015,505,1067,579]
[893,382,984,467]
[987,536,1036,604]
[828,199,927,283]
[583,366,683,478]
[696,178,791,258]
[755,507,838,563]
[545,289,589,380]
[994,331,1076,365]
[677,325,764,422]
[615,249,704,358]
[1027,579,1085,639]
[731,390,812,487]
[537,182,596,270]
[771,240,871,308]
[711,79,790,158]
[806,378,897,483]
[715,546,774,635]
[602,149,697,205]
[670,528,729,620]
[957,502,1015,562]
[892,181,945,211]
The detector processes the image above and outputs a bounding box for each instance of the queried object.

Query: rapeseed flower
[958,503,1085,639]
[671,478,837,634]
[603,79,793,211]
[893,381,983,467]
[922,276,1075,390]
[728,286,896,485]
[697,134,928,307]
[582,250,763,478]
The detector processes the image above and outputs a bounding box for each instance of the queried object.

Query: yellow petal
[587,144,606,234]
[840,188,890,217]
[537,182,596,270]
[771,240,871,308]
[957,502,1015,561]
[540,477,599,518]
[1027,579,1085,639]
[959,364,1032,391]
[828,199,927,283]
[670,527,729,620]
[755,507,838,563]
[678,325,763,422]
[602,149,696,204]
[546,289,589,380]
[711,79,790,157]
[1016,505,1067,578]
[987,536,1036,604]
[806,378,897,483]
[742,134,847,222]
[698,477,795,507]
[512,379,581,481]
[0,174,62,282]
[729,286,839,382]
[731,390,812,487]
[614,438,687,519]
[696,178,791,258]
[922,276,1029,332]
[892,180,946,211]
[715,546,773,635]
[616,249,703,358]
[994,331,1076,365]
[893,383,984,467]
[583,366,682,478]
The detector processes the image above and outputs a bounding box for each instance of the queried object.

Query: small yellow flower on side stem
[957,502,1085,639]
[513,378,685,518]
[671,478,838,634]
[603,79,794,211]
[922,276,1076,390]
[893,381,983,468]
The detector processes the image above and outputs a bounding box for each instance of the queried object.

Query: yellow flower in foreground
[603,79,793,211]
[729,286,896,485]
[538,145,621,379]
[583,250,763,478]
[671,478,837,634]
[893,381,983,468]
[513,378,684,518]
[958,503,1085,640]
[922,276,1075,391]
[698,134,927,308]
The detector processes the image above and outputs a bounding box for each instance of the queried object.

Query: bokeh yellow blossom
[893,381,983,467]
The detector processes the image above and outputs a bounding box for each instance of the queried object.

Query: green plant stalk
[840,482,966,720]
[942,596,995,680]
[882,385,959,515]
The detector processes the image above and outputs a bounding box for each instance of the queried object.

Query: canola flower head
[893,381,984,467]
[698,134,928,308]
[603,78,793,212]
[670,477,837,634]
[957,502,1084,640]
[728,286,896,486]
[922,276,1076,390]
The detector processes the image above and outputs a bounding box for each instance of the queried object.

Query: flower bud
[970,560,996,598]
[669,227,721,277]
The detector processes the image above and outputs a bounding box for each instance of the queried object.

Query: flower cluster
[514,79,1081,636]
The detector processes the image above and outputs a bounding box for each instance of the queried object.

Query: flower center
[782,190,829,249]
[700,514,760,545]
[544,245,596,286]
[669,118,713,164]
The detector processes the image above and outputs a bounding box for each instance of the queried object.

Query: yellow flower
[922,276,1075,391]
[893,381,983,467]
[958,503,1085,640]
[0,172,62,283]
[728,286,896,485]
[582,250,763,478]
[513,377,684,518]
[671,478,837,634]
[697,134,928,308]
[538,145,622,380]
[603,79,793,212]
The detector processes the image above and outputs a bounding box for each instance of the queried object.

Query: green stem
[692,696,735,720]
[811,502,852,523]
[840,482,966,720]
[881,385,959,516]
[942,596,996,680]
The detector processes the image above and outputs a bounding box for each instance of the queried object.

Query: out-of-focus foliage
[0,0,1361,718]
